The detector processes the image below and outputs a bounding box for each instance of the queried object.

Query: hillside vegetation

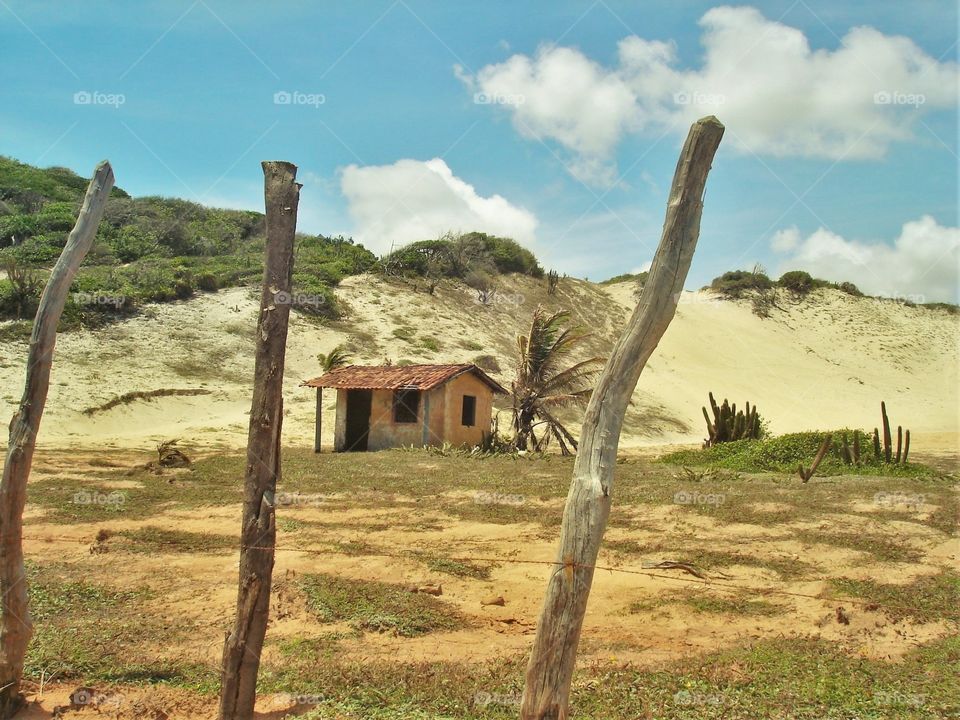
[0,157,556,336]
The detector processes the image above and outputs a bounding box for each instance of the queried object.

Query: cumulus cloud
[460,5,958,185]
[771,216,960,303]
[339,158,537,255]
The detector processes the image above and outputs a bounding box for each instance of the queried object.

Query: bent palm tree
[511,306,604,455]
[318,344,351,372]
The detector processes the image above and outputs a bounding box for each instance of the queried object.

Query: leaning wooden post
[314,387,322,453]
[218,161,299,720]
[0,161,114,717]
[520,117,724,720]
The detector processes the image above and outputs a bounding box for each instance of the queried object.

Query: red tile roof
[302,363,507,394]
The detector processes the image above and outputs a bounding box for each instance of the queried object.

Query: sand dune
[0,274,956,454]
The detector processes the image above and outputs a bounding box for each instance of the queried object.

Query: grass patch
[412,552,493,580]
[831,571,960,623]
[661,431,937,477]
[629,590,784,617]
[299,573,467,637]
[82,387,211,416]
[113,526,235,554]
[792,529,925,563]
[604,540,816,580]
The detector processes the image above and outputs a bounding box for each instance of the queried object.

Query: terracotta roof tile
[303,363,507,394]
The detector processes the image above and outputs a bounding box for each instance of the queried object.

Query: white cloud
[339,158,538,255]
[770,226,800,252]
[460,5,958,185]
[772,216,960,302]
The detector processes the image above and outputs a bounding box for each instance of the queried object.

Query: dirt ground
[14,445,959,719]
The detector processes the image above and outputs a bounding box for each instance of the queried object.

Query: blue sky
[2,0,957,299]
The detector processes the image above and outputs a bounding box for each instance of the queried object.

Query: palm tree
[511,306,604,455]
[318,344,352,373]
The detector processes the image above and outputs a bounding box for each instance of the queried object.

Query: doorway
[344,390,372,451]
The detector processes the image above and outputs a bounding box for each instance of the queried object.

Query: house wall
[443,373,495,447]
[366,387,446,450]
[330,374,496,451]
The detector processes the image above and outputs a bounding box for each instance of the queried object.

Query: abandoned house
[303,363,508,452]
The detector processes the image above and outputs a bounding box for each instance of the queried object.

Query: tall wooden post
[314,387,322,453]
[218,161,299,720]
[520,117,724,720]
[0,162,114,718]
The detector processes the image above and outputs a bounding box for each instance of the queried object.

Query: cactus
[799,434,832,482]
[546,270,560,295]
[876,402,910,465]
[852,430,861,465]
[702,393,762,446]
[881,401,892,463]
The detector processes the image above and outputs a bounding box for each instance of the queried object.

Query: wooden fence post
[314,387,322,453]
[520,117,724,720]
[0,161,114,718]
[218,161,300,720]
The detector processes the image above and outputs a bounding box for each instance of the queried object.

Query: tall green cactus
[702,392,762,446]
[876,401,910,465]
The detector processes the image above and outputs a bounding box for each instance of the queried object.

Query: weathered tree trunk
[0,161,114,717]
[520,117,724,720]
[218,161,299,720]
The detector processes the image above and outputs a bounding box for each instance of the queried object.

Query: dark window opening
[461,395,477,427]
[393,389,420,423]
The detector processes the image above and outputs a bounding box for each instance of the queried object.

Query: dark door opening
[344,390,372,451]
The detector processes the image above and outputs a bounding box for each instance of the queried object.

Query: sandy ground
[13,448,959,719]
[0,276,957,455]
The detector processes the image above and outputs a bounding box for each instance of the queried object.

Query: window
[461,395,477,427]
[393,389,420,423]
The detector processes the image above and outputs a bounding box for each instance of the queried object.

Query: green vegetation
[377,231,543,285]
[0,155,376,328]
[629,590,784,616]
[660,430,936,476]
[831,571,960,623]
[112,526,236,554]
[299,573,467,637]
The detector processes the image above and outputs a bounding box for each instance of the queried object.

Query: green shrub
[661,430,934,476]
[709,269,772,299]
[836,281,862,297]
[778,270,814,295]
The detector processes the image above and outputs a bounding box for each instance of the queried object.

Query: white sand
[0,275,956,454]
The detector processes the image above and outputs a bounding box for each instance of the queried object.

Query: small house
[303,363,508,452]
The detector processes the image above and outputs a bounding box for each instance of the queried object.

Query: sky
[1,0,958,301]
